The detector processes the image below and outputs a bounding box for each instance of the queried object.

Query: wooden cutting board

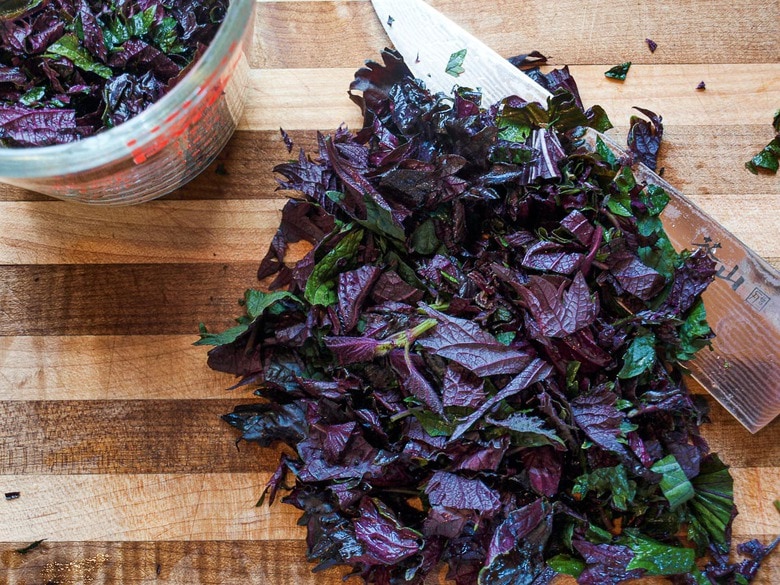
[1,1,778,583]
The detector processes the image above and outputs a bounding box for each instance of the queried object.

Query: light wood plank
[0,473,301,542]
[0,469,777,540]
[0,193,776,265]
[0,336,719,400]
[0,336,234,400]
[2,125,780,204]
[252,0,779,68]
[0,201,285,265]
[241,65,780,131]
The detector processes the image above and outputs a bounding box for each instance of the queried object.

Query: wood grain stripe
[0,400,278,474]
[0,397,777,474]
[0,540,352,585]
[0,194,776,265]
[0,540,776,584]
[0,264,258,336]
[0,473,299,541]
[1,469,777,541]
[0,200,287,265]
[0,336,233,400]
[1,125,779,204]
[241,66,780,132]
[0,335,744,402]
[252,0,780,68]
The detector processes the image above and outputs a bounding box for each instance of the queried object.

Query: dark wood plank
[0,399,281,474]
[0,263,259,336]
[2,395,777,474]
[0,540,348,584]
[253,0,779,69]
[0,539,777,584]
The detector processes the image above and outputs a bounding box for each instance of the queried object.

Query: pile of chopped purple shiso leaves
[197,49,778,585]
[0,0,228,146]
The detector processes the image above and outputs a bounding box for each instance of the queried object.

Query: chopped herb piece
[14,539,45,554]
[645,38,658,53]
[746,136,780,174]
[445,48,467,77]
[280,127,294,153]
[696,81,706,90]
[4,491,20,500]
[387,15,394,26]
[605,62,632,80]
[651,454,696,509]
[508,50,548,69]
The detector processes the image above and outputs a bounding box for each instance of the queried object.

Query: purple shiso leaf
[336,265,382,333]
[658,248,716,316]
[571,384,628,454]
[516,273,597,339]
[521,240,584,275]
[573,540,644,585]
[605,240,666,301]
[418,305,532,377]
[442,363,486,409]
[353,498,422,565]
[450,358,554,441]
[77,0,107,62]
[108,39,180,81]
[388,349,444,414]
[485,498,547,566]
[521,446,563,497]
[627,106,664,171]
[0,65,28,86]
[0,105,79,146]
[560,209,595,246]
[324,335,382,365]
[646,38,658,53]
[452,436,508,472]
[206,49,742,584]
[370,271,425,304]
[425,471,501,515]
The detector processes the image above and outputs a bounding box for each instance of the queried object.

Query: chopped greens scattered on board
[200,49,776,585]
[746,110,780,174]
[605,61,632,80]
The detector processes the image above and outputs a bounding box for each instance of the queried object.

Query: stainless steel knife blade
[370,0,780,432]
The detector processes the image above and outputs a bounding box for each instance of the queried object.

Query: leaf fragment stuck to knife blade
[445,48,467,77]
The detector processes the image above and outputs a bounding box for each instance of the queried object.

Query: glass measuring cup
[0,0,255,205]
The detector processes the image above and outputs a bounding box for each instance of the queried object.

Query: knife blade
[370,0,780,433]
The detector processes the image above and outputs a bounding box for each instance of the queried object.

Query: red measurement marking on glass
[129,50,241,165]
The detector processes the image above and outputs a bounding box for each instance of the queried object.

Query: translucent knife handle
[584,129,780,433]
